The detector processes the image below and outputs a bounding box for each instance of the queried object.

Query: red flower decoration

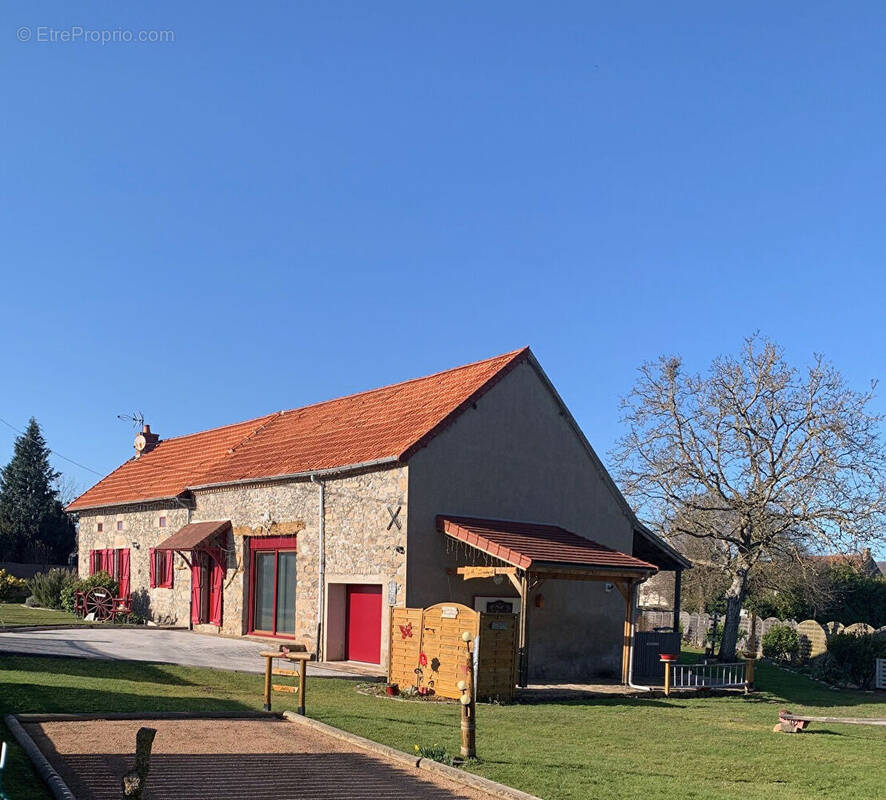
[419,652,428,666]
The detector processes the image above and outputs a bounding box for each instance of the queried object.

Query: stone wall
[76,465,408,661]
[76,502,192,624]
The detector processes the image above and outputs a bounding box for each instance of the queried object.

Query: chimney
[134,424,160,459]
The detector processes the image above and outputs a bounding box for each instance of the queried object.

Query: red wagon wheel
[84,587,115,621]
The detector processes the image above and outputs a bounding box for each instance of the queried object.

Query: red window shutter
[165,551,174,588]
[118,549,130,597]
[149,548,156,588]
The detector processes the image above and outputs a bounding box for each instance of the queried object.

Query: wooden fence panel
[389,603,517,701]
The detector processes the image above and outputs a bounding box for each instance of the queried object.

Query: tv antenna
[117,411,145,429]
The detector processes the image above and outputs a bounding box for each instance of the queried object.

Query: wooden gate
[389,602,517,701]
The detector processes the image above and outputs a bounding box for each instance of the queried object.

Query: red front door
[345,584,382,663]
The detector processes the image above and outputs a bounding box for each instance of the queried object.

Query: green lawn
[0,654,883,800]
[0,603,84,629]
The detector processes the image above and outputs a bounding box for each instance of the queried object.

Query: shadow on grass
[755,662,886,711]
[1,683,253,716]
[0,654,196,686]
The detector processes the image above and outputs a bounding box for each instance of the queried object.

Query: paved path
[0,628,361,678]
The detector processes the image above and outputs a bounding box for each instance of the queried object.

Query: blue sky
[1,2,885,552]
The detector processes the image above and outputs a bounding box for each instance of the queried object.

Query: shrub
[810,652,846,685]
[26,568,74,609]
[762,624,800,664]
[826,632,886,689]
[60,571,118,614]
[0,569,29,602]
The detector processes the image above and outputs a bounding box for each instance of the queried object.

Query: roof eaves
[634,523,692,569]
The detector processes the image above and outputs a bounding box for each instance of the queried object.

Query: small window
[117,521,123,531]
[97,522,103,533]
[159,516,167,528]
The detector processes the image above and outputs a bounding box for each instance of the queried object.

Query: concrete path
[0,628,364,678]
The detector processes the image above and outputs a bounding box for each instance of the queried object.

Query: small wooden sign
[441,606,459,619]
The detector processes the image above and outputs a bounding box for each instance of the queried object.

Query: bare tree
[612,335,886,660]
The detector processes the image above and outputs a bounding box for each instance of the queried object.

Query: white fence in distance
[876,658,886,690]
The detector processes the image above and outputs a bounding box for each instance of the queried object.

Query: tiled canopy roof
[438,516,657,573]
[68,348,529,511]
[154,521,231,551]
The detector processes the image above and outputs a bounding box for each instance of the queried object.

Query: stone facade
[77,465,408,661]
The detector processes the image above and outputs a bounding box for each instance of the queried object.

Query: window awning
[438,515,657,576]
[155,520,231,551]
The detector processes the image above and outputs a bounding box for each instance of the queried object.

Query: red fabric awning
[155,520,231,551]
[438,515,657,573]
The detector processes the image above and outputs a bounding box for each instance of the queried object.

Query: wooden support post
[460,631,476,759]
[298,660,307,715]
[663,661,671,697]
[263,653,273,711]
[672,568,682,633]
[121,726,157,798]
[618,580,635,685]
[517,572,529,688]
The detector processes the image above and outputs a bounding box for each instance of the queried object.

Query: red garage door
[345,584,382,663]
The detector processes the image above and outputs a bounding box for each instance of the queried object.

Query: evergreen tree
[0,418,75,563]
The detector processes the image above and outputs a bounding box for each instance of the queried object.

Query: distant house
[809,548,882,578]
[67,348,684,683]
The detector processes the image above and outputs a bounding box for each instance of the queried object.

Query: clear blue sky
[2,2,885,553]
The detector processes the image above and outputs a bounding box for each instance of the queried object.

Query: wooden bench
[260,648,311,715]
[775,709,886,733]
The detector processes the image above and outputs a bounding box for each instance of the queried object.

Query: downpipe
[311,475,325,661]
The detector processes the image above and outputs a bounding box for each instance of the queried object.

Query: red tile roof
[438,516,657,573]
[155,520,231,551]
[68,348,529,511]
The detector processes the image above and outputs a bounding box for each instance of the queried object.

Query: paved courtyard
[0,628,372,678]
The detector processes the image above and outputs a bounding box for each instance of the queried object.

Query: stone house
[68,348,683,682]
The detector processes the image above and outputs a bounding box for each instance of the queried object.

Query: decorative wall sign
[386,505,402,530]
[441,606,459,619]
[473,596,518,614]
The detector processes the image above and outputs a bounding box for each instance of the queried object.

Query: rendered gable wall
[406,359,636,680]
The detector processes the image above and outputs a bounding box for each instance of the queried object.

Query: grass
[0,654,883,800]
[0,603,85,629]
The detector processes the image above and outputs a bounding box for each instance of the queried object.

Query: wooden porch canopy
[438,515,658,686]
[155,520,231,567]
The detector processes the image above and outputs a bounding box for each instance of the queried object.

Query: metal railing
[666,661,750,694]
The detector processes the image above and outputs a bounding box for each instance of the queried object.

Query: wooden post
[663,661,671,697]
[297,660,307,715]
[121,726,156,799]
[619,580,635,685]
[744,655,755,692]
[263,653,273,711]
[517,572,529,688]
[460,631,476,759]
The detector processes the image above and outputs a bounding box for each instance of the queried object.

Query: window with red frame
[149,548,174,588]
